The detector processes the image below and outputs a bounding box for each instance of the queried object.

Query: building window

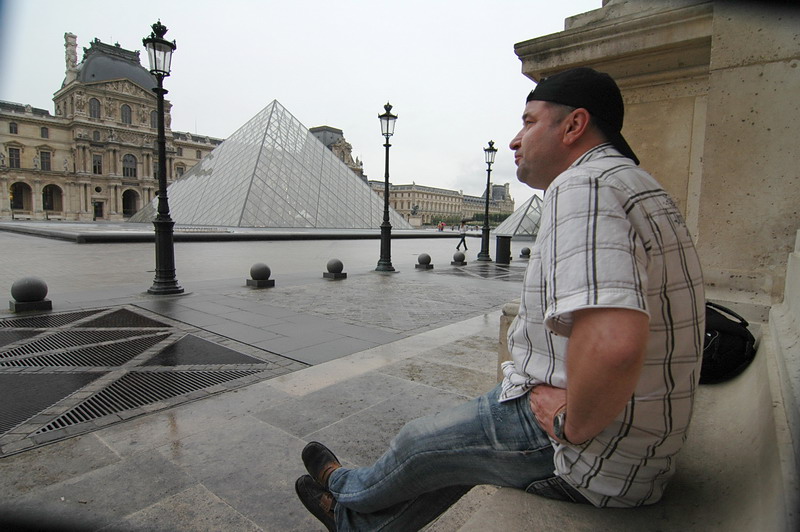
[89,98,101,119]
[176,147,183,157]
[93,130,101,142]
[122,154,137,178]
[40,151,51,171]
[176,165,185,177]
[92,154,103,175]
[40,127,49,138]
[152,161,158,178]
[9,122,18,134]
[196,150,201,159]
[121,104,132,125]
[150,110,158,129]
[8,147,20,168]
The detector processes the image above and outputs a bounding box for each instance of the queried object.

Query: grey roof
[65,39,156,91]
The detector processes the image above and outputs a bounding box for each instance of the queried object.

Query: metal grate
[0,330,39,349]
[0,309,103,329]
[0,333,171,367]
[1,330,156,358]
[36,370,261,433]
[0,373,103,434]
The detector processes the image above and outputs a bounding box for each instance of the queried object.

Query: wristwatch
[553,408,570,444]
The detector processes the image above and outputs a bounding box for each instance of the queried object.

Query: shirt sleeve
[539,174,650,337]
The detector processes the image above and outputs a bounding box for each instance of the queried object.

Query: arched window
[9,122,18,134]
[150,110,158,129]
[89,98,101,119]
[121,105,132,125]
[122,154,137,178]
[42,184,63,211]
[122,189,140,217]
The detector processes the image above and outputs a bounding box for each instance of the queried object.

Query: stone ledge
[461,326,797,531]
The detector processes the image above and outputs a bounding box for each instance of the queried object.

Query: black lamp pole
[143,21,183,295]
[477,140,497,262]
[376,102,397,272]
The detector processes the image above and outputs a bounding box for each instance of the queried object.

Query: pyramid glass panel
[494,194,542,240]
[130,100,411,230]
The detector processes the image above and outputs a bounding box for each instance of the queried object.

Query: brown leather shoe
[302,441,341,487]
[295,475,336,531]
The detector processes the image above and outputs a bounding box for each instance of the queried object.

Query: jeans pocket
[525,476,590,504]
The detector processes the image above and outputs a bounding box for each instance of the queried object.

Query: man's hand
[529,384,567,440]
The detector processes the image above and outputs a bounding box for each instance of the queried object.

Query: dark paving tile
[252,373,416,438]
[202,321,282,344]
[1,452,196,530]
[320,322,406,344]
[284,336,379,365]
[252,329,342,353]
[150,307,229,327]
[219,309,286,328]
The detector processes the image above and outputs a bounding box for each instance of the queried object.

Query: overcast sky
[0,0,600,206]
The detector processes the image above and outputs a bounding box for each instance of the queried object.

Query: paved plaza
[0,222,525,530]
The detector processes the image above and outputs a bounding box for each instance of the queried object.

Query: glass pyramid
[493,194,543,240]
[129,100,411,229]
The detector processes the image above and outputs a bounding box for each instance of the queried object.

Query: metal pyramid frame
[130,100,411,229]
[493,194,543,240]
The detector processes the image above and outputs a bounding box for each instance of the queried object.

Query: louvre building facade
[0,34,221,222]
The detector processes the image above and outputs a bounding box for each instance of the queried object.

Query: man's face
[509,100,570,190]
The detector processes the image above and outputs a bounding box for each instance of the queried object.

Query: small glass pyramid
[129,100,411,229]
[493,194,543,240]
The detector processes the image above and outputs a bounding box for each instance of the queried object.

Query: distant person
[294,67,705,531]
[456,222,468,251]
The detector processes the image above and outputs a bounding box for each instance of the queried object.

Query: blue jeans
[328,385,587,531]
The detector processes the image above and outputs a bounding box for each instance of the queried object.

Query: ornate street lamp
[143,21,183,294]
[376,102,397,272]
[477,140,497,262]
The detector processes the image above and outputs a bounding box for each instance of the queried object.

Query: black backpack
[700,302,757,384]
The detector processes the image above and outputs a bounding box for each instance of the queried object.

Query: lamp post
[376,102,397,272]
[477,140,497,262]
[143,21,183,295]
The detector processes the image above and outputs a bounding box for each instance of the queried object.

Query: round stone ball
[418,253,432,265]
[521,247,531,256]
[327,258,344,274]
[453,251,466,262]
[11,276,48,302]
[250,263,271,281]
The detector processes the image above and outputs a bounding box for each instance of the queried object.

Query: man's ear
[562,108,592,146]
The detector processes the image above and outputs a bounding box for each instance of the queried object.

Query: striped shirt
[501,144,705,507]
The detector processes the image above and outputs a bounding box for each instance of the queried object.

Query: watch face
[554,411,566,440]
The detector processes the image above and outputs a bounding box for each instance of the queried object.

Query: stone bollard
[519,247,531,260]
[10,276,53,312]
[323,258,347,279]
[247,263,275,288]
[451,251,467,266]
[415,253,434,270]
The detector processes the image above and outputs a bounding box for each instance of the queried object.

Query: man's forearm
[564,308,649,444]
